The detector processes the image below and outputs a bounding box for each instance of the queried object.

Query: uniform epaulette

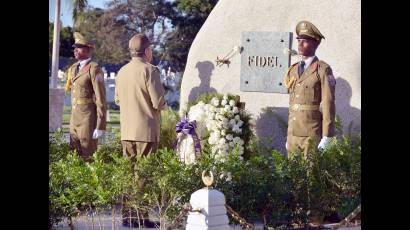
[317,60,330,69]
[89,61,99,67]
[285,62,298,77]
[283,62,298,89]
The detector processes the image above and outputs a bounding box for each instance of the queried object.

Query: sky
[49,0,109,27]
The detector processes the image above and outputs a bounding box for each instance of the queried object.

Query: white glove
[92,129,105,139]
[317,136,331,150]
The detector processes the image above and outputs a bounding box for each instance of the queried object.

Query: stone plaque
[240,31,292,93]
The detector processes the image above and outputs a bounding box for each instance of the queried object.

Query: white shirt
[78,58,91,71]
[301,55,316,71]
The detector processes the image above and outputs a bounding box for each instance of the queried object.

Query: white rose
[229,100,235,107]
[216,122,223,129]
[226,134,233,141]
[219,138,226,145]
[216,114,224,121]
[232,107,239,114]
[229,119,236,126]
[208,137,216,145]
[224,105,231,112]
[223,94,228,100]
[221,130,226,136]
[213,99,220,107]
[221,99,227,106]
[232,125,239,133]
[224,144,230,151]
[237,120,244,127]
[205,104,212,111]
[233,136,240,144]
[235,115,240,121]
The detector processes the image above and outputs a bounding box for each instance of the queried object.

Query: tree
[75,7,130,65]
[103,0,177,64]
[70,0,89,27]
[69,0,218,69]
[162,0,219,72]
[49,22,75,58]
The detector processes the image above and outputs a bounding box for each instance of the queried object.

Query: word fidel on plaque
[240,31,292,93]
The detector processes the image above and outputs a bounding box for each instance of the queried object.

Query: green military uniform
[66,33,107,159]
[283,21,336,157]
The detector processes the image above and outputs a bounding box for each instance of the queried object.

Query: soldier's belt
[72,98,94,105]
[290,104,320,111]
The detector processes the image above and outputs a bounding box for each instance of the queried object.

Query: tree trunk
[112,208,116,230]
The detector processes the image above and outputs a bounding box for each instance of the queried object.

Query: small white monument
[186,171,230,230]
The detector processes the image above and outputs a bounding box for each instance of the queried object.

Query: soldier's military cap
[72,32,95,48]
[296,21,325,41]
[129,33,151,53]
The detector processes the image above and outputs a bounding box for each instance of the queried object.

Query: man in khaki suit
[65,32,107,160]
[283,21,336,158]
[115,33,166,227]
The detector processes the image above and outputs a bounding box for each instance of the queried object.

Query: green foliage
[49,129,71,164]
[159,108,180,150]
[49,131,132,227]
[58,0,218,69]
[164,0,219,71]
[49,22,75,58]
[75,7,129,65]
[309,134,361,219]
[131,148,200,227]
[49,126,360,229]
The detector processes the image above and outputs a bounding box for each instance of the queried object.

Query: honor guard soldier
[65,32,107,160]
[283,21,336,157]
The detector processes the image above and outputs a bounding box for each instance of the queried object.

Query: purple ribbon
[174,117,202,155]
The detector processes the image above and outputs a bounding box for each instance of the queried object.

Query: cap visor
[296,34,317,40]
[72,44,89,48]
